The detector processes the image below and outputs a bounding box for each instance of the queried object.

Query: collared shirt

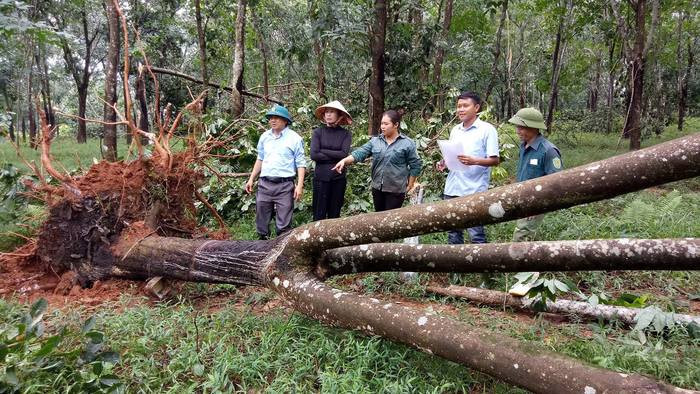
[257,127,307,178]
[516,134,562,182]
[443,118,500,196]
[351,133,423,193]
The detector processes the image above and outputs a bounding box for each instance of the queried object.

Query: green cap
[265,104,293,125]
[508,107,546,130]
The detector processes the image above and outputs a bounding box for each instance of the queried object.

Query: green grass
[1,120,699,391]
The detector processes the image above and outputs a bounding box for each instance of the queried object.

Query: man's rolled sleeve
[294,138,307,168]
[351,140,373,163]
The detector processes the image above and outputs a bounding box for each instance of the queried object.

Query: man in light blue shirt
[245,105,307,239]
[437,91,499,245]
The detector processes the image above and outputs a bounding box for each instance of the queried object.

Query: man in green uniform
[509,108,563,242]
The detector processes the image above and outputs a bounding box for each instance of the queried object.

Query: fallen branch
[425,285,700,327]
[148,66,284,105]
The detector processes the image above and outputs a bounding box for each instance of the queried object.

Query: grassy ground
[1,120,699,392]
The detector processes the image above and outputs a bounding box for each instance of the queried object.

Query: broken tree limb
[425,286,700,328]
[319,238,700,277]
[148,66,283,105]
[273,271,690,394]
[286,133,700,255]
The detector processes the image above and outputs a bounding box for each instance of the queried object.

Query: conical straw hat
[315,100,353,125]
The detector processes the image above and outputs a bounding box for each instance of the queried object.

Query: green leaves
[510,272,574,311]
[0,299,122,393]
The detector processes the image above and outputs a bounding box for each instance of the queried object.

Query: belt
[261,176,295,183]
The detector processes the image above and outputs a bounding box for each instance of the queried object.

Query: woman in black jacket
[310,101,352,220]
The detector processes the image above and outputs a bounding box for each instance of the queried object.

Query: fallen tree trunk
[319,239,700,276]
[286,133,700,255]
[33,133,700,392]
[425,286,700,327]
[274,271,690,394]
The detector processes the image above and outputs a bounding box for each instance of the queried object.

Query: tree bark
[231,0,246,118]
[484,0,508,104]
[545,0,572,133]
[426,286,700,328]
[313,38,326,100]
[103,0,120,161]
[677,39,693,131]
[136,66,149,137]
[606,37,616,133]
[27,66,37,149]
[194,0,209,112]
[319,239,700,277]
[368,0,386,136]
[431,0,453,113]
[611,0,660,150]
[251,10,270,100]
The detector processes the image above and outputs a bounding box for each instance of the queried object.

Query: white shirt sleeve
[485,125,500,157]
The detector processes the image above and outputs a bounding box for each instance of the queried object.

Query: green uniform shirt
[516,135,562,182]
[351,133,423,193]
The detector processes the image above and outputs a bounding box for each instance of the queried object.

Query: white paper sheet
[437,139,469,171]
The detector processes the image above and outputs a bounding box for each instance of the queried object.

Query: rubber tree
[103,0,120,161]
[231,0,246,118]
[37,132,700,393]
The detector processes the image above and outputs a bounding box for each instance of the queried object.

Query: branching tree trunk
[231,0,246,118]
[484,0,508,104]
[368,0,386,136]
[431,0,452,113]
[611,0,660,150]
[36,132,700,393]
[103,0,120,161]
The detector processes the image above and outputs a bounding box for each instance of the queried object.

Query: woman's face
[324,109,340,125]
[380,115,398,136]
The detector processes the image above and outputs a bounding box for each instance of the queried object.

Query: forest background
[1,0,699,392]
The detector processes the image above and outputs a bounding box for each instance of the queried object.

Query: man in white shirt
[437,91,500,245]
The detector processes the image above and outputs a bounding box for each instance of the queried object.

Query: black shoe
[258,234,269,240]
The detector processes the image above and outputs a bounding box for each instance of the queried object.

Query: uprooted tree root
[34,152,228,286]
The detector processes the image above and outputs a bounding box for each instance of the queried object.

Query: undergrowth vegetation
[0,119,698,391]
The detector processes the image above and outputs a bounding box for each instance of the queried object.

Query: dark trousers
[443,194,487,244]
[312,178,347,220]
[256,178,295,238]
[372,188,405,212]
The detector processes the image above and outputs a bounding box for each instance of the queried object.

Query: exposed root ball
[36,154,208,286]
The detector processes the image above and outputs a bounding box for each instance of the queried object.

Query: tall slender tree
[231,0,246,118]
[431,0,452,113]
[103,0,120,161]
[610,0,660,150]
[368,0,386,136]
[56,6,101,143]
